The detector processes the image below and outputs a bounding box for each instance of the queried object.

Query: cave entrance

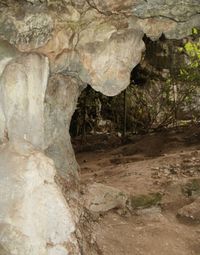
[70,33,200,156]
[70,33,199,148]
[68,33,200,255]
[69,63,149,151]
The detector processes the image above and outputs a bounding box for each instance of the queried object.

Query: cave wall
[0,53,49,147]
[44,74,82,179]
[0,1,199,254]
[0,142,79,255]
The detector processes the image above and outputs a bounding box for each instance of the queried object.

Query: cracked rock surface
[0,0,199,94]
[0,1,199,254]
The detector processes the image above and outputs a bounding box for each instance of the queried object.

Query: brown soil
[75,125,200,255]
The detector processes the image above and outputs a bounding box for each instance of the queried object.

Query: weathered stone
[0,52,82,178]
[87,0,137,14]
[0,53,49,148]
[0,52,83,254]
[77,27,145,96]
[0,11,53,50]
[0,0,199,96]
[0,41,20,140]
[83,183,128,213]
[133,0,200,22]
[44,74,82,178]
[177,197,200,223]
[86,0,200,22]
[0,141,80,255]
[51,17,145,96]
[0,1,199,254]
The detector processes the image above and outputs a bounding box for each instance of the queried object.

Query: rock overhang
[0,0,199,96]
[0,2,199,254]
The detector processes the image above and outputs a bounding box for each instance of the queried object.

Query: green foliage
[178,28,200,83]
[192,28,198,35]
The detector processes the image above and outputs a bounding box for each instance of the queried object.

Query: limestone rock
[77,27,145,96]
[50,14,145,96]
[81,1,200,40]
[177,198,200,223]
[83,183,128,213]
[0,141,80,255]
[0,53,49,148]
[87,0,200,22]
[86,0,136,14]
[0,1,199,96]
[0,8,54,51]
[0,1,199,254]
[44,74,82,177]
[0,41,21,141]
[0,53,81,178]
[132,0,200,22]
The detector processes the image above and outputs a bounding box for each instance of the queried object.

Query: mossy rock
[130,192,162,209]
[182,179,200,197]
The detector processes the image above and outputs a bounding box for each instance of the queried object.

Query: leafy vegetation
[178,28,200,83]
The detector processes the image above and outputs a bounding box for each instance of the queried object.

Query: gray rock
[83,183,128,213]
[44,74,82,178]
[133,0,200,22]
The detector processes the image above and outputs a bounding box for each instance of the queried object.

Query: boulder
[177,198,200,224]
[83,183,128,213]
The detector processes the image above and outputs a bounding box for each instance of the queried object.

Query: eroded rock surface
[1,0,199,95]
[0,52,82,178]
[0,1,199,254]
[44,74,82,178]
[0,53,82,253]
[0,53,49,148]
[83,183,128,213]
[0,141,79,255]
[177,198,200,223]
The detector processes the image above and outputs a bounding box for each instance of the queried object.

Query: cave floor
[75,125,200,255]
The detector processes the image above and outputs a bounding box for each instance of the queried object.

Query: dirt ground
[74,125,200,255]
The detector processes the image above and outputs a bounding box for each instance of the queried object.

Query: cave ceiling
[0,0,199,95]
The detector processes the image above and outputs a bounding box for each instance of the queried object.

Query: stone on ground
[83,183,128,213]
[177,197,200,223]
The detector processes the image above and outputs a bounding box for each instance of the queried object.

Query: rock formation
[0,142,79,255]
[0,0,199,254]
